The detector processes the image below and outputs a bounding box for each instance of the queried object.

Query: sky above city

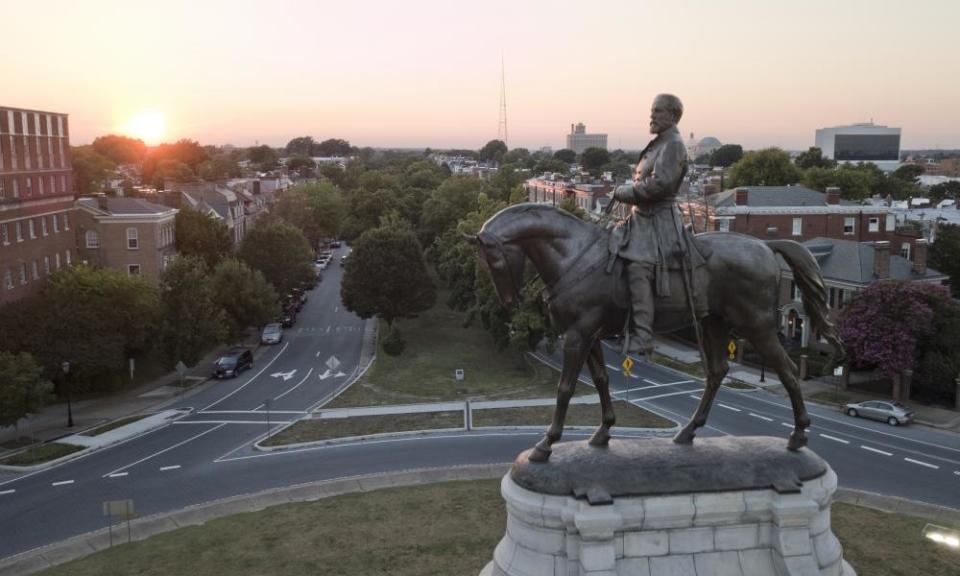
[4,0,959,151]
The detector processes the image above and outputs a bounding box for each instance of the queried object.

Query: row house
[163,181,245,246]
[0,106,75,304]
[525,175,612,214]
[75,195,177,280]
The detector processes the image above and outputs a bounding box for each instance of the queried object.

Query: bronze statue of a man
[612,93,689,356]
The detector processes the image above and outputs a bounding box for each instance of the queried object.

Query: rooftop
[78,196,175,216]
[780,237,946,285]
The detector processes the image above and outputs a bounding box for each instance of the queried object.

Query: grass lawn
[80,415,150,437]
[810,390,856,406]
[262,412,465,446]
[0,442,84,466]
[37,481,958,576]
[473,401,674,429]
[327,296,592,408]
[652,354,705,379]
[723,379,756,390]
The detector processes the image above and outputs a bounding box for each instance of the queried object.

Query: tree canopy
[0,352,52,432]
[238,220,315,295]
[70,146,115,194]
[479,139,508,164]
[728,148,803,188]
[553,149,577,164]
[580,147,611,173]
[794,147,835,170]
[315,138,352,157]
[709,144,744,168]
[175,205,234,269]
[211,258,279,342]
[160,256,227,367]
[91,134,147,165]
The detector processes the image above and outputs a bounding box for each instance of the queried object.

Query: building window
[886,214,895,232]
[15,221,22,242]
[792,217,802,236]
[63,212,70,230]
[718,219,730,232]
[60,175,66,192]
[28,219,36,239]
[85,230,100,249]
[43,257,50,275]
[127,227,139,250]
[31,260,39,279]
[868,217,879,233]
[19,263,27,285]
[128,264,141,276]
[843,217,855,235]
[4,270,12,290]
[0,224,6,245]
[25,177,31,196]
[52,214,59,233]
[0,178,4,199]
[55,253,61,270]
[41,217,48,236]
[901,242,911,260]
[65,250,72,266]
[12,178,18,198]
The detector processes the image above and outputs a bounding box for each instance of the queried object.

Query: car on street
[212,347,253,378]
[843,399,914,426]
[261,323,283,345]
[277,311,295,328]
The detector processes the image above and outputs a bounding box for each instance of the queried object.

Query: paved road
[3,255,960,560]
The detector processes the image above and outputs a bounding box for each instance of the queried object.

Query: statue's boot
[623,263,655,357]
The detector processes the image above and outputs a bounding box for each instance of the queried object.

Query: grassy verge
[473,402,674,429]
[37,481,958,576]
[723,379,755,390]
[0,436,36,450]
[809,390,855,406]
[0,442,84,466]
[327,294,591,407]
[262,412,465,446]
[652,354,705,379]
[80,415,150,437]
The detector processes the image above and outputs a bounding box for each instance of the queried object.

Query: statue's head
[650,93,683,134]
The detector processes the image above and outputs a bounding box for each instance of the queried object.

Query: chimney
[912,238,928,275]
[96,192,109,211]
[873,241,890,279]
[735,187,749,206]
[826,186,840,205]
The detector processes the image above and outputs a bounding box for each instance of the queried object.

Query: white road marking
[640,389,703,401]
[662,379,695,386]
[175,420,284,425]
[781,422,793,429]
[861,445,893,456]
[718,403,741,412]
[159,465,181,471]
[904,457,939,470]
[316,351,321,357]
[51,480,74,486]
[605,364,621,371]
[107,472,128,478]
[201,343,290,411]
[272,368,315,401]
[334,307,339,312]
[954,471,960,477]
[0,489,15,495]
[749,412,773,422]
[326,326,331,332]
[819,434,850,444]
[103,424,226,477]
[199,410,306,415]
[690,395,701,400]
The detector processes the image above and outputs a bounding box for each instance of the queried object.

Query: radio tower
[497,54,508,147]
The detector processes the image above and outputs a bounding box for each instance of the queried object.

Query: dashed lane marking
[159,465,181,472]
[749,412,773,422]
[819,434,850,444]
[103,423,226,478]
[107,472,128,478]
[51,480,74,486]
[905,457,939,470]
[718,403,741,412]
[605,364,620,371]
[201,343,290,411]
[690,395,701,400]
[636,389,702,402]
[860,445,893,456]
[0,489,14,495]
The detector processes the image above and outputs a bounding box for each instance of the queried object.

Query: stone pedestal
[481,437,855,576]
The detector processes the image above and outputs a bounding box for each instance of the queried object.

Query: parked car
[212,347,253,379]
[261,323,283,345]
[843,400,914,426]
[277,311,295,328]
[330,241,342,248]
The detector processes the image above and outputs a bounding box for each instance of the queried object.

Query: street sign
[833,366,844,377]
[326,356,341,371]
[103,499,135,519]
[621,357,634,377]
[175,361,187,377]
[270,370,297,381]
[727,340,737,360]
[455,369,465,381]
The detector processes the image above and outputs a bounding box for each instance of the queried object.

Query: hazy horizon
[4,0,959,151]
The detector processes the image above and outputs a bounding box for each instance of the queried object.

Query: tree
[802,165,877,201]
[794,147,835,170]
[286,154,317,177]
[160,256,227,367]
[929,224,960,295]
[341,220,436,335]
[479,139,508,164]
[197,155,241,181]
[175,205,234,269]
[837,281,944,379]
[502,147,530,166]
[91,134,147,165]
[929,181,960,203]
[247,145,280,171]
[892,164,924,185]
[553,149,577,164]
[239,221,315,295]
[419,176,483,247]
[150,159,196,188]
[580,147,611,173]
[211,259,279,342]
[286,136,316,157]
[709,144,744,168]
[273,181,347,248]
[315,138,352,157]
[71,146,115,194]
[728,148,803,188]
[0,352,52,435]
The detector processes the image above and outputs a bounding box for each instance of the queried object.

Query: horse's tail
[766,240,845,366]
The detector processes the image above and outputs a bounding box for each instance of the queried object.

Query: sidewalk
[653,336,960,433]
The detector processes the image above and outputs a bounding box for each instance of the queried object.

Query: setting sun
[124,110,166,144]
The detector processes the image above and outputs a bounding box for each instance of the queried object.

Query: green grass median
[0,442,84,466]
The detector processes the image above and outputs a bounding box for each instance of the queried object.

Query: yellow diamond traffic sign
[727,340,737,359]
[621,356,634,376]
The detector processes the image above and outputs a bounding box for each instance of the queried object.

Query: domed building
[685,135,723,162]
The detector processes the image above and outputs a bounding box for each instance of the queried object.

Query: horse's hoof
[672,429,695,445]
[528,445,551,462]
[787,432,808,451]
[588,429,610,447]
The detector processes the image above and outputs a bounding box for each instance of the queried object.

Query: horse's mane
[480,203,598,243]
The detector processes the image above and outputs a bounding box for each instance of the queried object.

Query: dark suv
[212,347,253,379]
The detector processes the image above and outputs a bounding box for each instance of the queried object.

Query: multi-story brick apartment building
[0,106,75,304]
[75,194,177,280]
[525,175,613,214]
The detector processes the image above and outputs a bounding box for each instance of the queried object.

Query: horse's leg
[529,334,590,462]
[673,317,730,445]
[749,331,810,450]
[585,339,615,447]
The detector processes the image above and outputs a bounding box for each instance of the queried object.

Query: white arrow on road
[318,369,347,380]
[270,370,297,381]
[325,356,341,371]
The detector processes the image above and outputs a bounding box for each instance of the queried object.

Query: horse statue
[465,203,843,462]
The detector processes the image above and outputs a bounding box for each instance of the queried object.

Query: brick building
[75,195,177,280]
[525,176,612,214]
[0,106,75,304]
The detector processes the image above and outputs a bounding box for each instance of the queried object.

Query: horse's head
[465,231,525,311]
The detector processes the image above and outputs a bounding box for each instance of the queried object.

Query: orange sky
[3,0,958,151]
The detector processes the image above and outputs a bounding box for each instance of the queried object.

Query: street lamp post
[61,361,73,428]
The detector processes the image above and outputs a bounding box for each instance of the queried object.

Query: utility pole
[497,53,508,147]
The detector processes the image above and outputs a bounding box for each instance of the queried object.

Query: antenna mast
[497,53,508,146]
